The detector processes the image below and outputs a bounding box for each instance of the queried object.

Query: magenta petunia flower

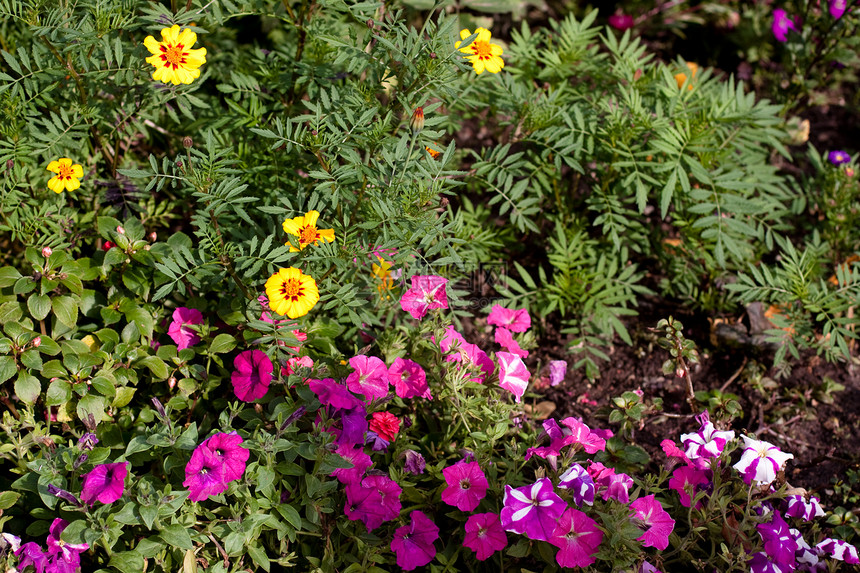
[463,512,507,561]
[46,518,89,571]
[331,444,372,485]
[816,538,859,564]
[629,495,675,550]
[231,350,273,402]
[772,8,797,42]
[525,419,575,464]
[785,494,825,521]
[561,417,606,454]
[668,465,709,508]
[445,339,495,384]
[500,478,565,541]
[748,551,786,573]
[441,461,488,511]
[661,439,691,464]
[388,357,431,400]
[183,446,227,501]
[497,351,529,402]
[830,0,847,19]
[344,475,402,531]
[201,432,249,483]
[14,542,49,573]
[757,512,796,567]
[338,405,369,447]
[494,327,528,358]
[80,461,129,505]
[391,511,439,570]
[168,307,204,349]
[549,507,604,568]
[732,435,794,486]
[548,360,567,386]
[400,275,448,319]
[828,150,851,165]
[439,325,467,353]
[588,462,633,503]
[608,12,635,31]
[487,304,531,332]
[558,463,595,506]
[309,378,362,410]
[345,355,389,401]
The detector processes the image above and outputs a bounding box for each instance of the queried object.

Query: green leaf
[14,373,41,403]
[160,524,193,550]
[137,356,168,380]
[19,349,42,371]
[112,387,136,408]
[110,551,146,573]
[247,543,270,572]
[125,435,152,457]
[27,294,51,320]
[0,267,22,287]
[125,308,154,340]
[0,490,21,509]
[52,296,78,327]
[77,394,106,422]
[46,379,72,406]
[0,356,17,384]
[209,333,236,354]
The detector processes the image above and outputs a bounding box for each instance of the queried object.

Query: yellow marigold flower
[265,267,320,319]
[425,145,441,159]
[674,62,698,90]
[46,158,84,193]
[144,25,207,85]
[455,28,504,75]
[282,210,335,252]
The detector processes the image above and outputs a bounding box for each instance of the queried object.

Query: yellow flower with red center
[46,158,84,193]
[455,28,504,75]
[282,210,335,252]
[143,25,207,85]
[265,267,320,319]
[674,62,699,90]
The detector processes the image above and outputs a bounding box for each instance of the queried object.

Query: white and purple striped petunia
[500,478,565,541]
[732,436,793,486]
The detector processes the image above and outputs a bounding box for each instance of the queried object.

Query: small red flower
[370,411,400,442]
[102,241,115,251]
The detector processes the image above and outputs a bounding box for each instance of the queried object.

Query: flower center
[161,43,186,69]
[298,225,319,244]
[471,40,492,61]
[57,164,74,180]
[280,278,304,300]
[460,479,471,490]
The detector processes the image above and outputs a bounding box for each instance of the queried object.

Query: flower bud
[410,107,424,133]
[116,225,125,235]
[31,336,41,348]
[102,241,115,251]
[183,136,193,149]
[846,167,855,177]
[41,246,52,258]
[149,231,157,241]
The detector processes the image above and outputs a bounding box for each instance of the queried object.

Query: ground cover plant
[0,0,859,572]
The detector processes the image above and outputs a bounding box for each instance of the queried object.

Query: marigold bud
[41,246,52,258]
[183,136,193,149]
[410,107,425,133]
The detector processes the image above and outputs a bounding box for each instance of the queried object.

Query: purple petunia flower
[45,518,89,572]
[525,419,575,467]
[390,511,439,570]
[441,461,488,511]
[549,508,603,568]
[345,355,389,401]
[388,357,432,400]
[497,351,529,402]
[748,552,786,573]
[487,304,531,332]
[500,478,565,541]
[183,447,227,501]
[630,495,675,550]
[80,462,129,505]
[828,150,851,165]
[785,494,825,521]
[558,463,595,506]
[816,538,860,564]
[463,513,507,561]
[732,435,794,486]
[588,462,633,503]
[15,542,49,573]
[830,0,847,19]
[337,405,369,447]
[168,307,204,350]
[231,350,273,402]
[772,9,797,42]
[757,512,796,567]
[344,475,402,532]
[548,360,567,386]
[791,528,824,571]
[77,432,98,451]
[201,432,249,483]
[330,444,372,485]
[400,275,448,319]
[309,378,362,410]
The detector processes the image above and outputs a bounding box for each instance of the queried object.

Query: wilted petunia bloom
[81,462,130,505]
[391,511,439,570]
[548,360,567,386]
[403,449,426,475]
[168,307,204,349]
[231,350,273,402]
[400,275,448,319]
[441,461,488,511]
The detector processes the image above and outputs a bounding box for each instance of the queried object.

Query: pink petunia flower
[608,12,635,31]
[561,417,607,454]
[500,478,565,541]
[445,338,495,384]
[309,378,362,410]
[330,444,372,485]
[439,325,467,353]
[829,0,846,19]
[400,275,448,319]
[284,354,314,375]
[588,462,633,503]
[345,355,389,401]
[497,351,529,402]
[558,463,595,506]
[463,513,507,561]
[494,327,528,358]
[661,439,691,464]
[391,511,439,570]
[772,8,797,42]
[231,349,273,402]
[168,307,204,349]
[183,447,227,501]
[344,474,402,531]
[388,357,431,399]
[549,507,604,568]
[732,435,793,486]
[548,360,567,386]
[487,304,531,332]
[441,461,488,511]
[668,465,709,508]
[629,495,675,550]
[80,462,129,505]
[201,432,249,483]
[15,542,49,573]
[45,518,89,572]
